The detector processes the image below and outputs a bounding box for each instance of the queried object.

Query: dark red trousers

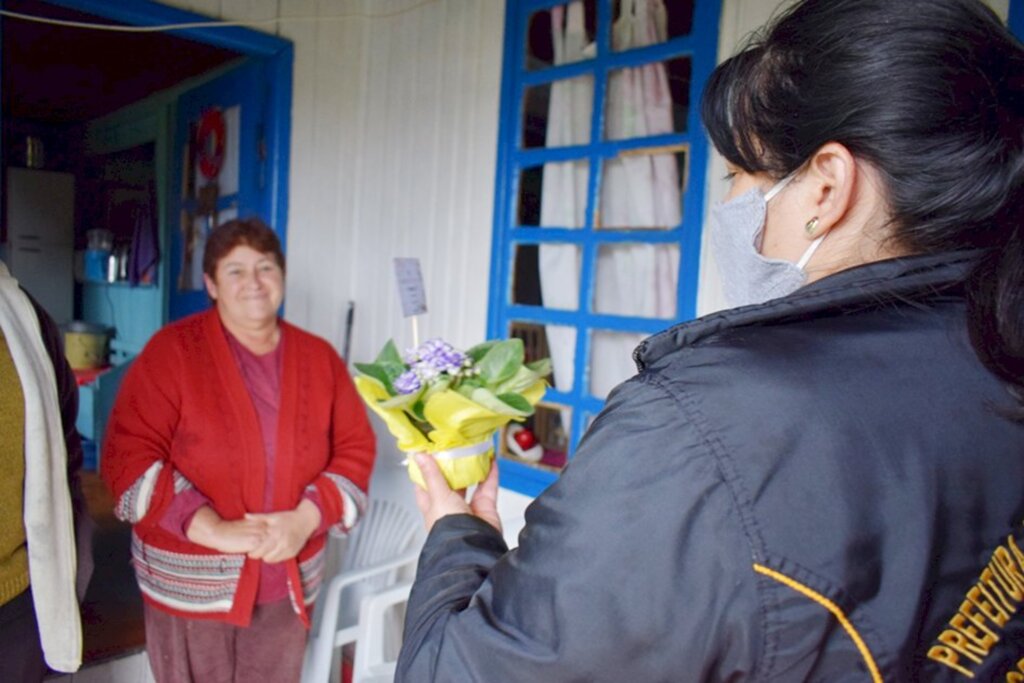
[144,599,307,683]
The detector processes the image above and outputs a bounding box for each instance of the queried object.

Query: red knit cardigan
[102,309,376,627]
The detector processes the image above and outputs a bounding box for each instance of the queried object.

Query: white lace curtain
[539,0,681,400]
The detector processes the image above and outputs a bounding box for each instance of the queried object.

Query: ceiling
[2,0,241,124]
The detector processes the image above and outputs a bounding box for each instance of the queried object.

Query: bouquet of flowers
[353,337,551,489]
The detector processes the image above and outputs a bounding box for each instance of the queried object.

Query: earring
[804,217,820,236]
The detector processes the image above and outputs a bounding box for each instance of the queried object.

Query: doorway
[1,0,293,666]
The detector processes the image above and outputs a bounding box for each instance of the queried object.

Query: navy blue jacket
[397,251,1024,682]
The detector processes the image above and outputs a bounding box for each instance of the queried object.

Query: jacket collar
[635,250,980,371]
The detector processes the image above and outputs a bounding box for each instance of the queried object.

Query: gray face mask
[709,174,826,308]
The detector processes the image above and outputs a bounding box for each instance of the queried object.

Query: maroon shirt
[160,328,326,604]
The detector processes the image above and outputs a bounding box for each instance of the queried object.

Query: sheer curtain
[539,0,680,400]
[539,1,592,395]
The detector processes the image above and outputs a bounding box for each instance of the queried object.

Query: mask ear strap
[764,172,797,202]
[796,233,827,270]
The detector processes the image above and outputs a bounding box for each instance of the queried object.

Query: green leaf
[469,387,532,417]
[408,399,427,423]
[494,365,541,395]
[379,388,423,409]
[378,361,407,380]
[496,392,533,414]
[353,358,408,396]
[376,339,404,365]
[353,362,397,396]
[456,376,484,394]
[526,358,552,377]
[466,340,498,363]
[476,339,524,385]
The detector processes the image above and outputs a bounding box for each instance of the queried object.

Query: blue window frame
[1011,0,1024,39]
[488,0,721,496]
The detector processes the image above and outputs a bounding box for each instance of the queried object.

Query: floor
[47,651,154,683]
[46,472,150,682]
[79,472,147,661]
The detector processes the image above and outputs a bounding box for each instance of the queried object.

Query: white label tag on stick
[393,257,427,317]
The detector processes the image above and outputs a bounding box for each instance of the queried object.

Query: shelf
[80,278,155,289]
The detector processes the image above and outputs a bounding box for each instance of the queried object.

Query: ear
[203,273,218,301]
[803,142,857,238]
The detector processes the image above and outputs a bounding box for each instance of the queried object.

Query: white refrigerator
[5,168,75,325]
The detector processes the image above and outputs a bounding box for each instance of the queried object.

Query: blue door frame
[34,0,293,257]
[1012,0,1024,39]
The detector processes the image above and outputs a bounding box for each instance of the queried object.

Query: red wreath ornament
[196,109,226,181]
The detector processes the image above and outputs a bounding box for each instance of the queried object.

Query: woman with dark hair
[396,1,1024,680]
[103,218,376,683]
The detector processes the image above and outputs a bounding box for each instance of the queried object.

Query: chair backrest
[339,499,420,575]
[302,500,422,683]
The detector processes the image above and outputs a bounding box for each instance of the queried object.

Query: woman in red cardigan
[102,218,376,683]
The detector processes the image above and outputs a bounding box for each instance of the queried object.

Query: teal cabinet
[75,361,131,454]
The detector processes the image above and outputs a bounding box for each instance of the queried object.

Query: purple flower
[404,338,466,377]
[394,370,422,395]
[412,360,441,382]
[417,338,466,374]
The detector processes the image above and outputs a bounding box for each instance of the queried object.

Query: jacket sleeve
[306,351,376,533]
[101,333,196,527]
[396,374,764,682]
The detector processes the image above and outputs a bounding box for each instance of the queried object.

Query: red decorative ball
[513,428,537,450]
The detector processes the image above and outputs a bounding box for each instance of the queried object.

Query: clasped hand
[186,499,321,563]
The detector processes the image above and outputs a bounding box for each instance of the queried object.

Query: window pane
[500,403,571,472]
[598,148,686,230]
[589,330,646,399]
[518,161,589,228]
[604,56,691,140]
[510,321,576,392]
[539,244,580,311]
[510,321,553,365]
[525,0,596,71]
[512,246,584,312]
[611,0,694,51]
[593,243,678,319]
[522,76,594,149]
[512,244,543,307]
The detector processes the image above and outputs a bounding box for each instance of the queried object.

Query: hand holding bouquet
[353,338,551,489]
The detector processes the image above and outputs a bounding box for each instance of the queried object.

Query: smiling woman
[101,217,376,683]
[201,219,286,354]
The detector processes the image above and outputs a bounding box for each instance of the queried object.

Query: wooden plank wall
[163,0,505,363]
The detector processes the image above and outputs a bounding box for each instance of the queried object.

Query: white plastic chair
[302,499,422,683]
[351,580,416,683]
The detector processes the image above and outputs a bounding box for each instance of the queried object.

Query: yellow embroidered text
[927,536,1024,678]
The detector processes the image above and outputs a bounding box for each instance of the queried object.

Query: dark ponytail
[966,212,1024,418]
[702,0,1024,416]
